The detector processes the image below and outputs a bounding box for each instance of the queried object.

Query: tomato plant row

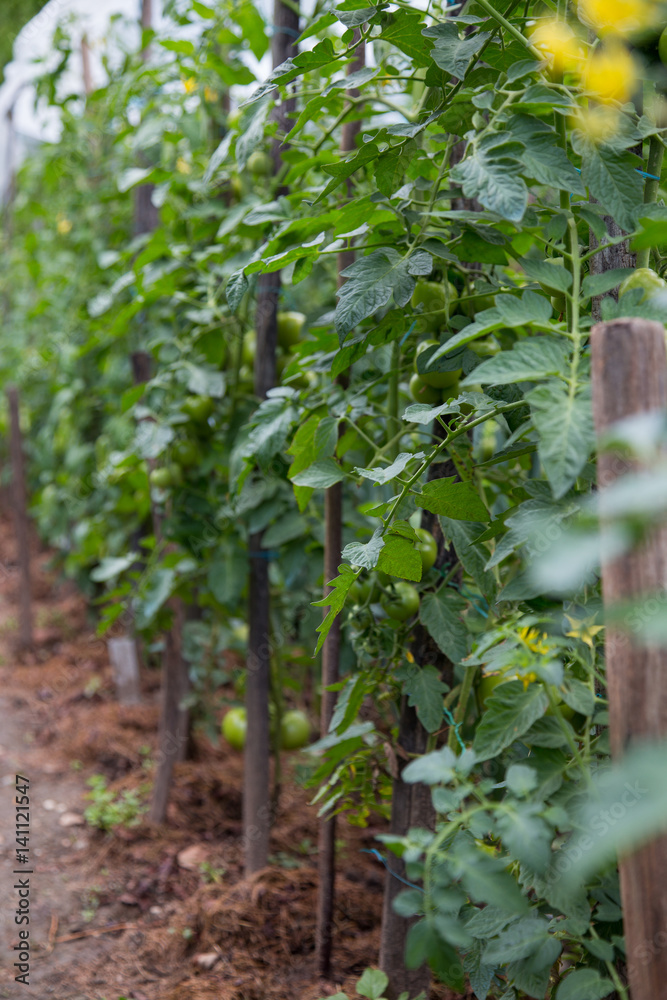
[2,0,667,996]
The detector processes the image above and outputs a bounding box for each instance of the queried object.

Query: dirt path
[0,687,119,1000]
[0,523,457,1000]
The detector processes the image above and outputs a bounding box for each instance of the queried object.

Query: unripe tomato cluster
[409,276,495,404]
[221,706,311,751]
[240,311,310,389]
[347,528,439,622]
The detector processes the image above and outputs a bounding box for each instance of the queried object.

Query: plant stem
[471,0,543,59]
[383,400,525,527]
[387,341,400,466]
[447,663,477,752]
[637,134,664,269]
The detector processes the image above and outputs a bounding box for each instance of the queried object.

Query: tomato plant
[3,0,667,995]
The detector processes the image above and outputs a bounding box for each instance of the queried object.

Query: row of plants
[3,0,667,996]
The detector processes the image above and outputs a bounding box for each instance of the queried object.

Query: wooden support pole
[108,637,142,706]
[591,317,667,999]
[243,0,299,878]
[81,34,93,97]
[7,386,32,653]
[316,35,365,976]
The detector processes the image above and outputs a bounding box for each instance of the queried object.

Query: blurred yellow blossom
[182,76,197,94]
[176,157,192,174]
[204,86,217,102]
[571,105,622,143]
[56,214,72,235]
[578,0,661,36]
[583,43,638,104]
[564,614,604,649]
[530,19,583,75]
[518,626,550,655]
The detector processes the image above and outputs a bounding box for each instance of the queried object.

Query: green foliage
[3,1,667,996]
[83,775,148,832]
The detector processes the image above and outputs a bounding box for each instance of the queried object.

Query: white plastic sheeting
[0,0,167,200]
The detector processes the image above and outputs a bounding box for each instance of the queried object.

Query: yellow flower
[571,104,622,143]
[583,43,638,104]
[577,0,660,36]
[564,614,604,649]
[182,76,197,95]
[56,214,72,235]
[405,650,415,664]
[530,19,583,76]
[176,157,192,175]
[204,86,217,102]
[518,626,550,655]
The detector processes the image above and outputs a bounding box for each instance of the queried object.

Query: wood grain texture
[244,0,300,877]
[316,35,365,976]
[591,317,667,998]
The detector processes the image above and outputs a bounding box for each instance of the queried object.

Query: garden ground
[0,517,464,1000]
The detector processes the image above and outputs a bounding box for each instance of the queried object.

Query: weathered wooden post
[591,317,667,999]
[108,637,142,706]
[243,0,300,877]
[6,386,32,653]
[316,35,365,978]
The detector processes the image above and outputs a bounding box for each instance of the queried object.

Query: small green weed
[83,775,148,831]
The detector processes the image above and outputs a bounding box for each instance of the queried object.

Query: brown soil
[0,522,467,1000]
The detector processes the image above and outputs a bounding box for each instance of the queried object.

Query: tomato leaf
[473,681,549,760]
[415,478,489,521]
[419,590,468,662]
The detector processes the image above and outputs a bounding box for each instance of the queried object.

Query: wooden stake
[7,386,32,652]
[591,317,667,999]
[316,35,365,976]
[243,0,299,878]
[108,637,142,706]
[81,34,93,97]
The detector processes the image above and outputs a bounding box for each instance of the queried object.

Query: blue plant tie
[248,549,280,560]
[399,320,417,347]
[573,166,660,181]
[272,24,300,39]
[450,581,488,619]
[361,848,425,891]
[444,705,466,752]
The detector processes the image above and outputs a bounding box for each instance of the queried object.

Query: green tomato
[660,25,667,64]
[280,709,311,750]
[242,330,256,366]
[166,463,182,486]
[172,439,201,468]
[381,581,420,621]
[247,150,274,176]
[411,280,459,333]
[414,339,462,389]
[182,395,214,423]
[277,311,306,349]
[231,621,249,645]
[409,372,441,405]
[149,467,173,489]
[222,707,247,751]
[551,294,566,317]
[461,286,496,317]
[414,527,437,572]
[230,175,243,200]
[534,258,567,313]
[619,267,667,302]
[349,577,371,604]
[227,108,242,130]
